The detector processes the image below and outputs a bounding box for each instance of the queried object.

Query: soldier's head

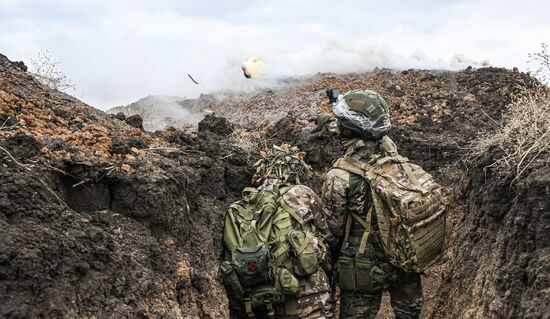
[252,144,313,186]
[333,89,391,139]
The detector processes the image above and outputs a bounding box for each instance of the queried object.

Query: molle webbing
[332,136,446,272]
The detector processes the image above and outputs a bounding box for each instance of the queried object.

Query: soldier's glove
[307,114,337,141]
[309,114,336,133]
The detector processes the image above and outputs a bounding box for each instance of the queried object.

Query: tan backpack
[333,136,446,272]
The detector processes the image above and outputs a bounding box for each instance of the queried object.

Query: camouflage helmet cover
[252,144,313,185]
[333,89,391,138]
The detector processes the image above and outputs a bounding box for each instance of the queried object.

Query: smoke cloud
[110,95,203,131]
[203,42,492,98]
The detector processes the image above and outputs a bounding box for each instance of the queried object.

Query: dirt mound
[0,53,252,318]
[1,51,548,319]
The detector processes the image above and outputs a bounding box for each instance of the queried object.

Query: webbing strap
[350,212,368,228]
[271,240,290,259]
[265,300,274,317]
[358,207,373,255]
[400,161,421,188]
[342,211,353,249]
[283,202,305,227]
[245,297,254,318]
[334,157,379,183]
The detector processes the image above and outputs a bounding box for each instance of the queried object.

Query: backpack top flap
[224,185,281,252]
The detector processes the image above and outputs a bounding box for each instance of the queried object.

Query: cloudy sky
[0,0,548,110]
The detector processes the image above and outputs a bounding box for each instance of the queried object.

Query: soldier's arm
[321,168,351,251]
[281,185,333,243]
[307,190,334,246]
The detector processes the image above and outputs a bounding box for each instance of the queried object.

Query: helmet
[333,89,391,138]
[252,144,313,185]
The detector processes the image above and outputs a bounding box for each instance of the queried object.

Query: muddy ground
[1,52,548,319]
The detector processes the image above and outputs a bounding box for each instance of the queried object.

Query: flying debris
[187,74,199,84]
[241,56,263,79]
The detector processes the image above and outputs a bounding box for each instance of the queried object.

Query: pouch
[250,286,285,309]
[287,230,319,277]
[232,244,272,288]
[274,267,300,296]
[355,255,380,292]
[336,254,356,291]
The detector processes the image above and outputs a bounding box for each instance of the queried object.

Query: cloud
[0,0,548,109]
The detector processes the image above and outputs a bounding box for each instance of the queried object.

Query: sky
[0,0,549,110]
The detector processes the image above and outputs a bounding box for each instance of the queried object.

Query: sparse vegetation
[29,49,75,92]
[528,43,550,85]
[469,86,550,181]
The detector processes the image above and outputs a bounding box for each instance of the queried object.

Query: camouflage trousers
[339,268,422,319]
[275,270,335,319]
[229,270,335,319]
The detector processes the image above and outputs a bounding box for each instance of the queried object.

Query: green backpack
[221,184,320,318]
[333,136,446,272]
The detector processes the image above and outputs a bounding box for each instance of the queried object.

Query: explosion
[241,56,263,78]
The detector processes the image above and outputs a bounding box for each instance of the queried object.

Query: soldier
[321,90,424,319]
[223,144,335,319]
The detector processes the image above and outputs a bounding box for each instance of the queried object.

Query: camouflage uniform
[272,184,335,319]
[321,139,423,319]
[228,183,335,319]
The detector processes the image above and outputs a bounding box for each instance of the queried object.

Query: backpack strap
[358,207,373,255]
[340,208,374,254]
[342,210,353,250]
[333,156,379,254]
[244,296,254,318]
[278,186,306,227]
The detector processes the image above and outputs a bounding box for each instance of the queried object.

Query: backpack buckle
[401,258,414,270]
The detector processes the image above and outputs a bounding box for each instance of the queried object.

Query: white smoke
[239,41,491,79]
[201,41,492,96]
[110,95,204,131]
[109,41,493,131]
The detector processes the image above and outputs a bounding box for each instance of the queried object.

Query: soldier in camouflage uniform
[321,90,423,319]
[225,144,335,319]
[275,185,333,319]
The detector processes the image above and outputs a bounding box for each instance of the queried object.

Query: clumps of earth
[1,52,548,319]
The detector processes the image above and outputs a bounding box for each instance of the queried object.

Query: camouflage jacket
[321,138,385,254]
[279,184,334,247]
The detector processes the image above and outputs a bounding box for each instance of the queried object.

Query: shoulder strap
[358,207,373,255]
[342,211,352,250]
[341,208,374,253]
[333,157,376,182]
[333,156,378,253]
[277,185,306,227]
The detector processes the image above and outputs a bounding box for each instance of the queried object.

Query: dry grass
[528,43,550,85]
[29,49,75,92]
[469,86,550,182]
